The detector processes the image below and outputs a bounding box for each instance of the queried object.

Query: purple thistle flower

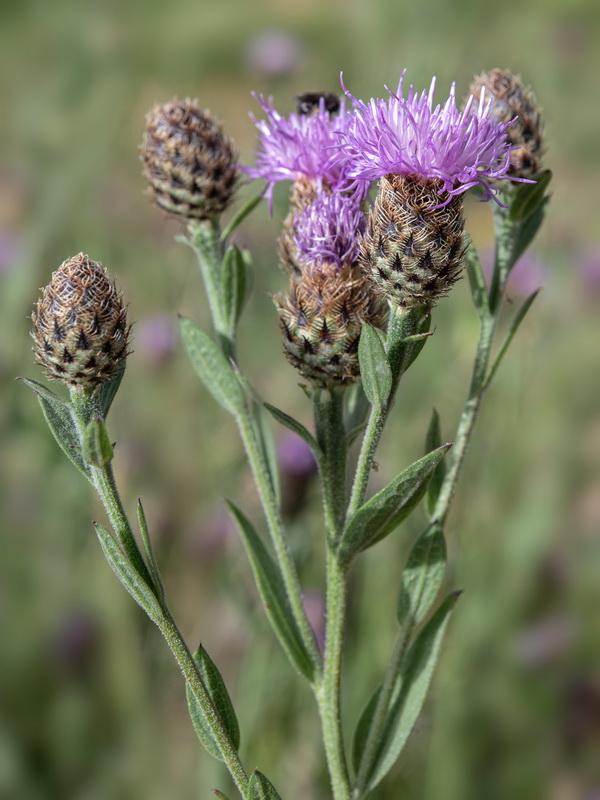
[293,193,366,269]
[242,94,368,209]
[338,71,519,205]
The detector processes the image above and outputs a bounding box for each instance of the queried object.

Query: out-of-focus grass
[1,0,600,798]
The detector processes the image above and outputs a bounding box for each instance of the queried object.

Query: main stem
[317,550,351,800]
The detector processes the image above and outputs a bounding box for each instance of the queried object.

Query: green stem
[236,409,322,676]
[316,550,351,800]
[347,307,422,521]
[313,388,348,545]
[187,219,235,361]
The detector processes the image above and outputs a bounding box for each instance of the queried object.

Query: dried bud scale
[360,174,466,310]
[140,99,238,220]
[468,69,544,179]
[32,253,131,387]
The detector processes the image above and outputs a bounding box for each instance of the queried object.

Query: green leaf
[365,593,460,792]
[253,400,281,507]
[344,383,370,445]
[81,418,114,466]
[180,317,246,416]
[94,368,125,419]
[511,198,549,265]
[338,444,451,562]
[352,686,382,776]
[509,170,552,223]
[20,377,91,482]
[213,792,232,800]
[137,499,165,605]
[221,245,249,331]
[226,501,314,680]
[397,524,446,628]
[359,323,392,409]
[465,238,489,319]
[247,770,283,800]
[94,523,163,624]
[220,187,266,241]
[186,645,241,762]
[424,410,446,517]
[264,402,320,456]
[483,289,540,391]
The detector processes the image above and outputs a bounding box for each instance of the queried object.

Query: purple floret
[293,193,366,270]
[243,94,369,209]
[338,71,519,204]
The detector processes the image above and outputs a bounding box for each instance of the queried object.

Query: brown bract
[361,174,466,310]
[140,99,238,220]
[32,253,131,387]
[469,69,544,179]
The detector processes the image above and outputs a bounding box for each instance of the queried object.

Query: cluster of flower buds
[245,69,544,368]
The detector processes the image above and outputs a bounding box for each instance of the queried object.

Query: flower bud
[140,99,238,220]
[360,174,466,310]
[469,69,544,179]
[276,262,386,388]
[32,253,131,387]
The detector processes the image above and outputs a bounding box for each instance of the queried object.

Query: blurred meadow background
[2,0,600,798]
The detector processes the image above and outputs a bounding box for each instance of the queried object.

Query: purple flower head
[242,94,368,210]
[293,193,366,269]
[338,71,520,205]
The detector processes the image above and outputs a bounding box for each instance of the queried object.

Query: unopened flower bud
[140,99,238,220]
[31,253,131,387]
[360,174,466,310]
[469,69,544,179]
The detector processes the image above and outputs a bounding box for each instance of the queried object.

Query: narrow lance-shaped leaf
[180,317,246,416]
[482,289,540,392]
[264,402,320,458]
[401,311,432,373]
[185,645,241,762]
[364,593,460,792]
[344,383,370,445]
[247,770,283,800]
[220,186,266,241]
[464,237,489,319]
[511,198,549,266]
[20,377,91,482]
[94,522,164,625]
[137,499,165,605]
[94,367,125,419]
[359,322,392,409]
[81,418,114,466]
[226,501,315,680]
[338,444,452,562]
[509,170,552,223]
[221,244,249,331]
[424,410,446,517]
[253,399,281,508]
[397,524,446,628]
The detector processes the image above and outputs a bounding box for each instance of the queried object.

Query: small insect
[295,92,340,116]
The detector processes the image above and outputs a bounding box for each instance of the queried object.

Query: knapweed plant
[24,68,549,799]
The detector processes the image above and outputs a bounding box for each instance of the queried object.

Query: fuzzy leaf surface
[95,368,125,418]
[247,771,283,800]
[94,523,163,624]
[180,317,246,416]
[364,593,460,792]
[264,402,320,456]
[509,170,552,223]
[20,378,91,481]
[185,645,240,762]
[359,323,392,409]
[137,499,165,604]
[465,238,489,319]
[226,501,314,680]
[397,524,446,628]
[338,445,451,561]
[221,245,248,331]
[424,410,446,517]
[82,418,114,466]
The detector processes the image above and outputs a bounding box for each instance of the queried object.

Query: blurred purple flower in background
[135,314,177,366]
[577,247,600,294]
[0,230,22,274]
[49,610,101,679]
[245,31,303,77]
[482,248,546,297]
[277,432,318,519]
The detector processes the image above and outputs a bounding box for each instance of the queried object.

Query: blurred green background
[2,0,600,798]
